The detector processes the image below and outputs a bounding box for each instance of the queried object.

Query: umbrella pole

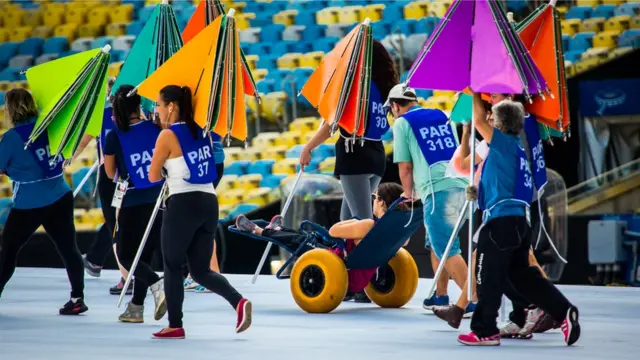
[117,183,167,308]
[467,113,476,302]
[73,159,100,198]
[250,169,304,284]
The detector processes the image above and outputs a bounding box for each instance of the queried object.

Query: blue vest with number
[170,123,218,184]
[403,107,457,166]
[115,120,161,189]
[97,106,114,160]
[363,83,388,141]
[524,114,547,192]
[13,121,64,178]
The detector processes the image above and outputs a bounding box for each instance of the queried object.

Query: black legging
[0,191,84,299]
[116,202,162,306]
[85,166,118,266]
[163,192,242,328]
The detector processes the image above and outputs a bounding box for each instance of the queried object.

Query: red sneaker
[152,328,185,339]
[457,331,500,346]
[561,306,580,346]
[235,298,252,333]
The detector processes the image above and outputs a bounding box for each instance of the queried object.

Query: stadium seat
[225,160,251,176]
[300,51,324,68]
[72,167,97,198]
[0,81,12,91]
[601,0,625,5]
[261,24,285,42]
[312,36,339,52]
[239,28,261,43]
[227,203,259,220]
[593,5,616,19]
[219,189,246,206]
[263,145,290,161]
[248,159,276,176]
[338,6,363,24]
[112,35,135,51]
[615,3,640,17]
[282,25,305,42]
[245,188,272,206]
[260,92,287,122]
[363,4,384,22]
[289,117,320,133]
[106,23,127,37]
[126,21,144,36]
[576,0,600,7]
[276,131,302,148]
[236,13,255,30]
[404,1,429,20]
[32,25,54,39]
[302,24,327,41]
[561,19,582,36]
[0,29,10,44]
[580,17,606,33]
[273,9,298,26]
[618,29,640,47]
[9,55,34,69]
[236,174,263,190]
[319,157,336,173]
[581,47,610,59]
[325,23,350,39]
[570,32,595,51]
[566,6,592,20]
[608,46,634,59]
[71,38,94,52]
[593,30,621,49]
[43,7,65,27]
[429,1,450,17]
[54,24,80,41]
[272,158,299,175]
[35,53,58,65]
[10,27,34,43]
[633,16,640,29]
[317,7,340,25]
[1,8,25,28]
[260,174,286,189]
[78,24,105,38]
[92,36,114,49]
[43,36,68,54]
[23,10,43,27]
[311,143,335,160]
[88,7,110,27]
[277,53,302,69]
[111,4,134,23]
[18,37,44,58]
[66,6,89,25]
[605,15,632,32]
[252,132,280,148]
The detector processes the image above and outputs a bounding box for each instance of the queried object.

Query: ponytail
[159,85,199,139]
[112,84,141,132]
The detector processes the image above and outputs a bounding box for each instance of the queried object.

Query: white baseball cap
[384,83,418,108]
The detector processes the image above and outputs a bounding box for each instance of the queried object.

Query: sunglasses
[371,193,380,201]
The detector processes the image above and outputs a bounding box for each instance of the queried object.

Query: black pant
[163,192,242,328]
[0,192,84,299]
[85,166,118,266]
[471,216,572,337]
[262,228,307,251]
[117,203,162,306]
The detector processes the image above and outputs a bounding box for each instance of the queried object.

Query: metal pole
[73,159,100,198]
[467,114,476,301]
[251,169,304,284]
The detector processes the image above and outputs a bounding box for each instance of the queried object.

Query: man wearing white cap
[386,84,472,313]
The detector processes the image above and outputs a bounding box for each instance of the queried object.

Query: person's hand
[299,145,312,170]
[400,191,415,202]
[63,158,73,168]
[462,121,471,135]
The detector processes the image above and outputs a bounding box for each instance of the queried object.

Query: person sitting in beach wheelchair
[232,182,424,314]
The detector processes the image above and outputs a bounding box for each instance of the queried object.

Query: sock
[71,297,81,303]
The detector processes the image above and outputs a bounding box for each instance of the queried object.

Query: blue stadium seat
[563,50,583,63]
[294,41,313,53]
[0,198,12,228]
[311,144,335,159]
[416,89,433,99]
[72,166,97,198]
[383,3,405,22]
[286,144,305,159]
[225,160,251,176]
[397,19,417,36]
[227,204,259,219]
[293,67,313,80]
[268,69,293,81]
[593,5,616,19]
[296,11,318,26]
[0,91,5,105]
[294,0,329,13]
[260,174,287,189]
[565,6,592,20]
[415,16,440,35]
[0,68,21,81]
[618,29,640,47]
[256,55,278,70]
[570,32,595,52]
[0,42,19,69]
[137,6,155,21]
[302,25,327,41]
[372,20,392,39]
[126,21,144,36]
[248,159,276,176]
[615,3,640,17]
[249,43,271,56]
[261,24,286,42]
[18,37,44,58]
[257,79,275,94]
[181,6,197,24]
[561,34,571,52]
[312,37,340,52]
[110,49,129,63]
[43,37,68,54]
[272,41,297,57]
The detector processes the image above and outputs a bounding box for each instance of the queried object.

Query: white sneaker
[521,307,545,335]
[183,275,199,291]
[499,321,533,339]
[150,278,167,321]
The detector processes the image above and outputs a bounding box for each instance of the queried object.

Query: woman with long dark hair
[148,85,251,339]
[299,40,398,302]
[104,84,166,323]
[0,88,87,315]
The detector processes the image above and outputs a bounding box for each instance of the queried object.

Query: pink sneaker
[457,331,500,346]
[235,298,252,333]
[561,306,580,346]
[152,327,185,339]
[266,215,283,230]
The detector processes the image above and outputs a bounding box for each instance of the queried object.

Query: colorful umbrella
[406,0,548,102]
[136,9,256,142]
[183,0,260,102]
[25,45,111,160]
[112,0,183,114]
[300,18,373,138]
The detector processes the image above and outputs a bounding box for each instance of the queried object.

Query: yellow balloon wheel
[290,249,348,313]
[365,248,419,308]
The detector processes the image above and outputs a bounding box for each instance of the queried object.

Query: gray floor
[1,268,639,360]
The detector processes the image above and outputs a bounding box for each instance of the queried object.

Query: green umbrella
[25,46,111,160]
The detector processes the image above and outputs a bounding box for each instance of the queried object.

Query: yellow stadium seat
[300,51,324,68]
[32,25,54,39]
[632,16,640,29]
[581,47,609,59]
[608,46,634,59]
[236,13,255,30]
[363,4,384,22]
[0,29,10,44]
[575,57,601,74]
[111,4,134,23]
[252,69,267,81]
[555,6,569,19]
[43,7,65,27]
[0,81,12,91]
[316,7,339,25]
[593,30,621,49]
[23,10,43,27]
[88,8,110,27]
[54,24,79,41]
[429,1,450,17]
[275,130,302,148]
[236,174,263,190]
[106,23,126,37]
[338,6,363,24]
[245,187,272,206]
[0,183,11,198]
[272,158,298,175]
[219,189,246,206]
[65,7,89,25]
[223,147,243,161]
[263,145,289,161]
[277,53,302,69]
[404,1,429,20]
[78,24,104,38]
[433,90,456,98]
[605,15,632,32]
[219,204,234,219]
[239,147,264,161]
[580,17,606,33]
[319,157,336,173]
[252,132,280,148]
[260,92,287,123]
[244,55,258,70]
[87,208,105,224]
[10,27,33,42]
[108,61,124,77]
[324,131,340,145]
[289,117,320,133]
[217,175,238,191]
[601,0,625,5]
[1,9,25,28]
[13,81,29,90]
[576,0,600,6]
[231,1,246,13]
[561,19,582,36]
[273,10,298,26]
[73,209,90,224]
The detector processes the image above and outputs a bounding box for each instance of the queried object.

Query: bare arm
[398,162,414,199]
[71,134,95,161]
[104,154,117,179]
[472,92,493,144]
[148,129,173,183]
[329,219,375,240]
[300,122,331,169]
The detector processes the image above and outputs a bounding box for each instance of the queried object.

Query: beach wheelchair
[229,198,424,313]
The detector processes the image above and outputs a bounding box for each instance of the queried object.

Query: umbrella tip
[101,44,111,53]
[549,0,558,7]
[363,17,371,26]
[507,12,514,23]
[162,0,168,4]
[227,8,235,18]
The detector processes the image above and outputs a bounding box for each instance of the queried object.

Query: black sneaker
[353,291,372,303]
[343,292,355,302]
[59,298,88,315]
[82,254,102,278]
[110,278,133,295]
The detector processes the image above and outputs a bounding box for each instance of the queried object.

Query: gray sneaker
[82,254,102,278]
[119,302,144,323]
[236,215,257,233]
[266,215,284,230]
[150,278,167,321]
[499,321,533,339]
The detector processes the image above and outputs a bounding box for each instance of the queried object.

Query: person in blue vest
[104,84,166,324]
[457,93,580,347]
[0,88,87,315]
[73,77,133,296]
[148,85,250,339]
[182,131,225,292]
[299,40,398,303]
[385,84,473,314]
